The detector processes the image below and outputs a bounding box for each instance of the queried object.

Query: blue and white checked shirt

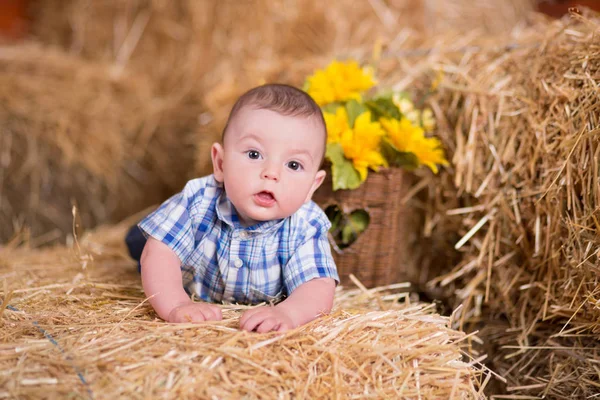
[138,175,339,305]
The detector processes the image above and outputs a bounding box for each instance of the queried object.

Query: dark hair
[222,84,326,162]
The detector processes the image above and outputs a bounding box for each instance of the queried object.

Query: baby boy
[129,84,339,333]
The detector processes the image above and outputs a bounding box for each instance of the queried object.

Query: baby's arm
[141,237,222,323]
[240,277,335,333]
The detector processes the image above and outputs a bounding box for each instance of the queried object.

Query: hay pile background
[0,0,537,245]
[0,43,199,244]
[377,10,600,398]
[0,222,489,399]
[27,0,424,177]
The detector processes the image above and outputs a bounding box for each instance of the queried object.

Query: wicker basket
[313,168,422,288]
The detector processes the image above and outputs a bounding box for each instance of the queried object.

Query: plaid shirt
[138,175,339,304]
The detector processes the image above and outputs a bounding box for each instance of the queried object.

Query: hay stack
[376,10,600,398]
[27,0,536,175]
[422,0,535,35]
[0,0,536,243]
[0,221,489,399]
[0,43,197,244]
[27,0,397,174]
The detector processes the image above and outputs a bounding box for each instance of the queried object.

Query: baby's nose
[261,166,279,181]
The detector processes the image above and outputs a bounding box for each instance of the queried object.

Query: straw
[378,9,600,398]
[0,220,489,399]
[0,43,199,243]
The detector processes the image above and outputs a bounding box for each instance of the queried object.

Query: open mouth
[254,191,276,207]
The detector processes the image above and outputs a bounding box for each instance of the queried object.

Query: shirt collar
[215,191,285,234]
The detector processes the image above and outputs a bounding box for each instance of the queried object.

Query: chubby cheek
[224,171,250,196]
[225,156,254,179]
[278,193,304,215]
[223,163,253,196]
[280,177,314,207]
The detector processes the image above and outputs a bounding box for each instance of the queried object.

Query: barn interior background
[1,0,599,398]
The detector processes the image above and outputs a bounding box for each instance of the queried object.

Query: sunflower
[306,61,376,106]
[409,135,449,173]
[323,106,349,144]
[380,118,448,173]
[339,111,387,180]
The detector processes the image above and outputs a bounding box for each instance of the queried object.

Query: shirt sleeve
[282,222,340,294]
[137,180,201,264]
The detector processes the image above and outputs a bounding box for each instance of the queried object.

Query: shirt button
[239,231,249,239]
[234,259,243,268]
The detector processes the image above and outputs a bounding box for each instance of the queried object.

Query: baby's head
[211,84,327,226]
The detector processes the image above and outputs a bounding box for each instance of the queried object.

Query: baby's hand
[239,306,295,333]
[167,302,223,323]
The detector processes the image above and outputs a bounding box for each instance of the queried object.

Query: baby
[127,84,339,333]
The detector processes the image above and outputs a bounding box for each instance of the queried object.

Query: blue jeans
[125,224,146,272]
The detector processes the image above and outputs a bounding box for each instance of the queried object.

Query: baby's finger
[187,308,208,323]
[207,305,223,321]
[239,307,264,327]
[276,321,292,332]
[170,308,199,323]
[255,317,280,333]
[168,308,184,323]
[197,305,217,321]
[240,311,266,332]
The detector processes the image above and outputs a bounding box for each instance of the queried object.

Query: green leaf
[325,143,345,165]
[345,99,368,128]
[324,205,343,233]
[341,225,354,245]
[374,88,395,99]
[349,209,370,229]
[321,102,344,114]
[326,143,362,190]
[381,138,420,170]
[365,97,402,120]
[341,210,370,245]
[324,204,371,248]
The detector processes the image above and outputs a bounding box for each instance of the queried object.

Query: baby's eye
[287,161,303,171]
[246,150,261,160]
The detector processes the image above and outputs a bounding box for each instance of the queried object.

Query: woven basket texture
[313,168,421,288]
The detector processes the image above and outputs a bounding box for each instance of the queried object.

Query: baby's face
[212,107,326,226]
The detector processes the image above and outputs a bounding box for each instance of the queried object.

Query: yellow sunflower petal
[324,107,349,144]
[306,60,376,106]
[355,164,369,181]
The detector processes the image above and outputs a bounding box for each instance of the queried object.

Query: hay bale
[433,4,599,338]
[374,10,600,398]
[0,221,489,399]
[0,43,197,243]
[422,0,535,35]
[27,0,536,175]
[28,0,215,96]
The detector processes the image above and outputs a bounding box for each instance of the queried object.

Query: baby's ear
[305,169,326,203]
[211,143,225,182]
